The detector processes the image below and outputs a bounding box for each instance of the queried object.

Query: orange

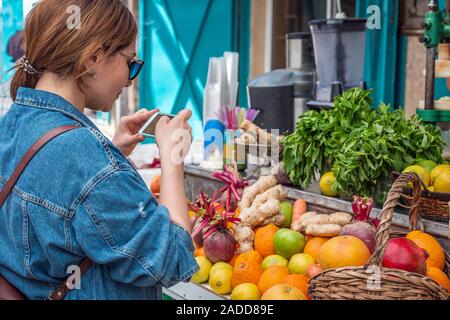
[254,224,279,258]
[318,236,370,270]
[257,265,290,294]
[150,175,160,194]
[188,210,197,219]
[194,247,205,257]
[426,267,450,293]
[234,250,263,267]
[227,254,238,267]
[231,251,264,288]
[303,237,330,263]
[261,284,306,300]
[406,231,446,270]
[282,274,309,298]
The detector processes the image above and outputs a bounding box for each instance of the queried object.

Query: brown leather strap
[0,275,27,300]
[0,124,94,300]
[48,258,94,300]
[0,125,79,208]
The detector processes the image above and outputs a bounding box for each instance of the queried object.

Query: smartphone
[139,112,176,137]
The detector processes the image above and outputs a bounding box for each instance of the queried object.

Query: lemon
[210,262,233,275]
[288,253,315,275]
[262,255,289,270]
[428,186,435,192]
[430,164,450,185]
[209,267,233,295]
[191,256,212,284]
[402,165,430,187]
[319,172,338,197]
[231,283,261,300]
[433,170,450,193]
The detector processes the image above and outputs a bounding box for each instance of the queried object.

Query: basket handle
[368,172,422,267]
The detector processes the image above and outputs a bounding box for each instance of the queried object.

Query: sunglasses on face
[119,52,144,80]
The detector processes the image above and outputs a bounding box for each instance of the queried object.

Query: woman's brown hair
[10,0,137,101]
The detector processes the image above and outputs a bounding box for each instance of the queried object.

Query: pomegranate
[204,228,236,263]
[382,238,429,275]
[339,221,376,253]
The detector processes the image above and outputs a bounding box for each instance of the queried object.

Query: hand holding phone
[153,109,193,166]
[138,112,176,137]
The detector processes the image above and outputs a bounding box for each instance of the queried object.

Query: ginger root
[240,176,277,210]
[327,212,353,226]
[261,213,285,227]
[236,132,257,144]
[240,120,272,145]
[241,185,285,222]
[252,185,285,208]
[291,211,352,235]
[305,224,342,237]
[235,225,255,253]
[245,199,281,228]
[291,211,317,233]
[236,176,286,252]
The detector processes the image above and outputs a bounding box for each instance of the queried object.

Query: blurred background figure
[0,30,24,116]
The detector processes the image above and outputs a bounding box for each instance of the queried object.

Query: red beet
[204,228,236,263]
[382,238,429,275]
[193,219,206,248]
[339,221,377,253]
[219,187,243,212]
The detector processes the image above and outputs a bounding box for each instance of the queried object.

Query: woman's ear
[86,45,105,71]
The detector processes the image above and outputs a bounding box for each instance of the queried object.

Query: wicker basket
[308,173,450,300]
[392,171,449,222]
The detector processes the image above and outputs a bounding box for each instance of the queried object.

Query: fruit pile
[403,161,450,193]
[190,194,450,300]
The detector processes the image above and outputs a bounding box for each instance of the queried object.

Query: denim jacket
[0,87,199,300]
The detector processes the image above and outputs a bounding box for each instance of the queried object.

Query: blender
[307,18,367,110]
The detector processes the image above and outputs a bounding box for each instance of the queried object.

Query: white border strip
[264,0,273,72]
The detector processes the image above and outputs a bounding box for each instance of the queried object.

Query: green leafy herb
[282,88,445,196]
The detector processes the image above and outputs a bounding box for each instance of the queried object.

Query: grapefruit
[261,284,306,300]
[318,235,371,270]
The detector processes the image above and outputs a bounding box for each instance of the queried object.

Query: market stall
[158,164,450,300]
[158,164,449,301]
[153,0,450,301]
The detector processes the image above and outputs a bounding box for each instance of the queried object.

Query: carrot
[290,199,308,228]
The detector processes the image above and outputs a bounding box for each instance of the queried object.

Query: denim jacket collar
[14,87,100,130]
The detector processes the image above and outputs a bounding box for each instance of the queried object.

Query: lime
[279,201,293,228]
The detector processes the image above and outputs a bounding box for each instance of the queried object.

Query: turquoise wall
[138,0,250,140]
[356,0,399,108]
[1,0,23,82]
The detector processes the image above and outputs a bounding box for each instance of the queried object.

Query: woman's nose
[125,79,132,87]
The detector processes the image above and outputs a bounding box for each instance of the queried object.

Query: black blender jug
[307,18,367,110]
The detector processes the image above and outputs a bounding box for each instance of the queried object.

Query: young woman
[0,0,197,300]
